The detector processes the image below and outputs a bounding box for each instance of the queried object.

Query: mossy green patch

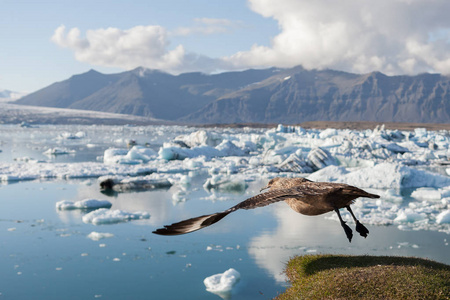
[276,255,450,300]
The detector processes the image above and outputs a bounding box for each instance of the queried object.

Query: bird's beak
[260,185,270,192]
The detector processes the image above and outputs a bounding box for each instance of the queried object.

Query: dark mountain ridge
[16,66,450,124]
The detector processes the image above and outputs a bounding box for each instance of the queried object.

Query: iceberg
[104,146,157,164]
[0,162,155,182]
[308,163,450,189]
[436,210,450,224]
[175,130,222,147]
[56,199,112,210]
[82,209,150,225]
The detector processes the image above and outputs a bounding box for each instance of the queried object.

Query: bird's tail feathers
[152,210,231,236]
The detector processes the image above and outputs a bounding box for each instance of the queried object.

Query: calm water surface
[1,180,449,300]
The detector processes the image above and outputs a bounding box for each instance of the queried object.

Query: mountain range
[15,66,450,124]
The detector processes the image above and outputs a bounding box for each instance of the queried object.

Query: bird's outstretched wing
[152,187,319,236]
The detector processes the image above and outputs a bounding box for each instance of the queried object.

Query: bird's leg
[334,208,353,243]
[346,205,369,238]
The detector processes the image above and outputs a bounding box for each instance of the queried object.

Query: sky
[1,0,450,93]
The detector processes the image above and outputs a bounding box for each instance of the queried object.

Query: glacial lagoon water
[1,124,449,299]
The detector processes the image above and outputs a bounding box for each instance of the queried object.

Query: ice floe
[82,208,150,225]
[204,268,240,298]
[1,123,450,234]
[56,199,112,210]
[87,231,114,241]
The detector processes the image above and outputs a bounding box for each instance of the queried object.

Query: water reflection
[248,202,450,283]
[248,204,341,282]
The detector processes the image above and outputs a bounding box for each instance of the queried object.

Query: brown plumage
[153,177,380,242]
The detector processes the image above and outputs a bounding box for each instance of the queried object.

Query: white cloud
[51,24,228,73]
[52,25,185,71]
[52,1,450,75]
[224,0,450,75]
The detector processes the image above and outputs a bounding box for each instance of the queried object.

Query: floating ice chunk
[82,209,150,225]
[159,145,222,160]
[307,147,337,170]
[20,121,33,128]
[382,142,409,154]
[215,140,245,156]
[308,163,450,189]
[87,231,114,241]
[104,148,129,164]
[414,128,427,138]
[184,158,204,169]
[175,130,222,147]
[436,210,450,224]
[104,146,156,164]
[159,146,190,160]
[382,189,403,203]
[204,268,240,296]
[125,146,157,162]
[276,124,295,133]
[319,128,338,139]
[411,188,442,201]
[43,148,74,155]
[0,161,155,182]
[277,153,313,173]
[56,199,112,210]
[59,131,85,139]
[394,209,426,223]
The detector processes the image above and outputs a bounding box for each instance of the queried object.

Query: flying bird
[153,177,380,242]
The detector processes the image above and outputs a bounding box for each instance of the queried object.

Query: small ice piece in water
[436,210,450,224]
[43,148,73,155]
[204,268,240,297]
[56,199,112,210]
[87,232,114,241]
[82,209,150,225]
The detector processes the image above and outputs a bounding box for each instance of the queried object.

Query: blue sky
[2,0,450,93]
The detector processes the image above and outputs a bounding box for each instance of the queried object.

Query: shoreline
[1,103,449,131]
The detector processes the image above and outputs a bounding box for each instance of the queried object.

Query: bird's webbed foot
[355,220,369,238]
[341,220,353,243]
